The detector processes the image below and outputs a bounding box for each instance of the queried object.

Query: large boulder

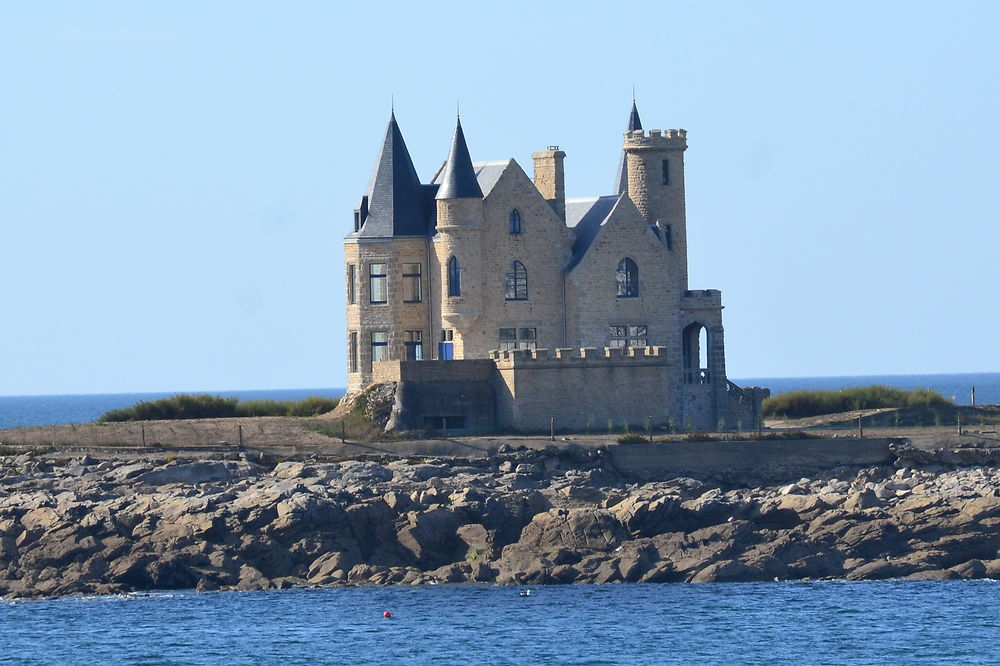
[396,507,463,569]
[515,508,627,552]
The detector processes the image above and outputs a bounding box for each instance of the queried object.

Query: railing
[684,368,711,385]
[726,380,754,409]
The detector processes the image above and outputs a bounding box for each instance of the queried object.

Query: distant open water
[1,373,998,430]
[2,582,1000,664]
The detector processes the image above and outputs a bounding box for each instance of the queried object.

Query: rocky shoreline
[3,441,1000,599]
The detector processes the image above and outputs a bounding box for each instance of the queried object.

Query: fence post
[550,417,555,442]
[238,424,244,448]
[857,415,863,438]
[957,413,963,435]
[341,421,346,443]
[51,425,56,448]
[647,416,652,443]
[141,424,146,447]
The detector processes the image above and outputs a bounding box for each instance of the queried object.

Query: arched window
[505,261,528,300]
[509,209,521,234]
[616,257,639,297]
[447,256,461,297]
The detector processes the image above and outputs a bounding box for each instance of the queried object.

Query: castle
[344,103,765,432]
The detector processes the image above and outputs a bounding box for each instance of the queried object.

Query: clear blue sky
[2,1,997,395]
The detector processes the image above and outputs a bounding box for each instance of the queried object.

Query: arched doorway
[682,322,710,384]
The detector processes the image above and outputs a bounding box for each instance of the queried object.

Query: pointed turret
[436,117,483,200]
[357,112,429,237]
[615,101,644,195]
[627,100,643,132]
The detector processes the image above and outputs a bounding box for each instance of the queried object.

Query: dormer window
[509,209,522,234]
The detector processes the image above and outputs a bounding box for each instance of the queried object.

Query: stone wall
[493,347,672,432]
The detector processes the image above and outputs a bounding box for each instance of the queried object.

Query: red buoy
[383,611,392,619]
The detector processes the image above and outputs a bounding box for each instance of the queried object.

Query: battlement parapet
[682,289,722,308]
[624,129,688,148]
[490,346,668,367]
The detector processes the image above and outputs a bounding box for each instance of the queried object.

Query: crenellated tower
[623,126,689,290]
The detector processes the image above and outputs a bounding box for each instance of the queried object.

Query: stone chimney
[532,147,566,221]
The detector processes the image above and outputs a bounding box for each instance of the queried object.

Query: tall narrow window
[665,224,673,250]
[505,261,528,301]
[402,263,422,303]
[447,256,461,297]
[371,331,388,362]
[348,332,359,372]
[661,159,670,186]
[369,263,387,304]
[616,258,639,298]
[347,264,357,305]
[404,330,423,360]
[509,209,522,234]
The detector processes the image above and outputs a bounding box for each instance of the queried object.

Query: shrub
[617,432,648,444]
[98,394,339,422]
[762,385,952,419]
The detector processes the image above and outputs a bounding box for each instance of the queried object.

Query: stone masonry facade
[344,103,766,432]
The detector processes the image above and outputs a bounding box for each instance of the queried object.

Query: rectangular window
[441,329,454,342]
[349,332,358,372]
[499,327,536,351]
[347,264,357,305]
[665,224,673,250]
[369,263,387,304]
[610,324,648,348]
[404,330,423,360]
[661,159,670,186]
[402,263,422,303]
[371,331,388,362]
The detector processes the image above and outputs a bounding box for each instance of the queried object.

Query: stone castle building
[344,103,765,432]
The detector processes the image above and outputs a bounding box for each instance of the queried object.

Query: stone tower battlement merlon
[490,346,668,366]
[624,129,688,149]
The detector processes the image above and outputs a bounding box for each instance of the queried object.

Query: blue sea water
[2,582,999,664]
[1,373,997,430]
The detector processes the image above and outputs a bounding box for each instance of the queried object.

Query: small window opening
[369,263,387,304]
[402,263,422,303]
[661,159,670,186]
[609,324,647,348]
[347,264,357,304]
[371,331,388,363]
[504,261,528,300]
[404,330,423,360]
[447,256,461,297]
[348,331,358,372]
[509,209,522,234]
[616,258,639,298]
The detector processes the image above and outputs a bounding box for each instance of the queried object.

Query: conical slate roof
[627,100,643,132]
[436,118,483,200]
[615,101,644,195]
[358,112,429,237]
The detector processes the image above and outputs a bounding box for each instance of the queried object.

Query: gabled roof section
[431,159,511,198]
[436,118,483,200]
[615,101,643,195]
[564,194,620,270]
[356,112,429,238]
